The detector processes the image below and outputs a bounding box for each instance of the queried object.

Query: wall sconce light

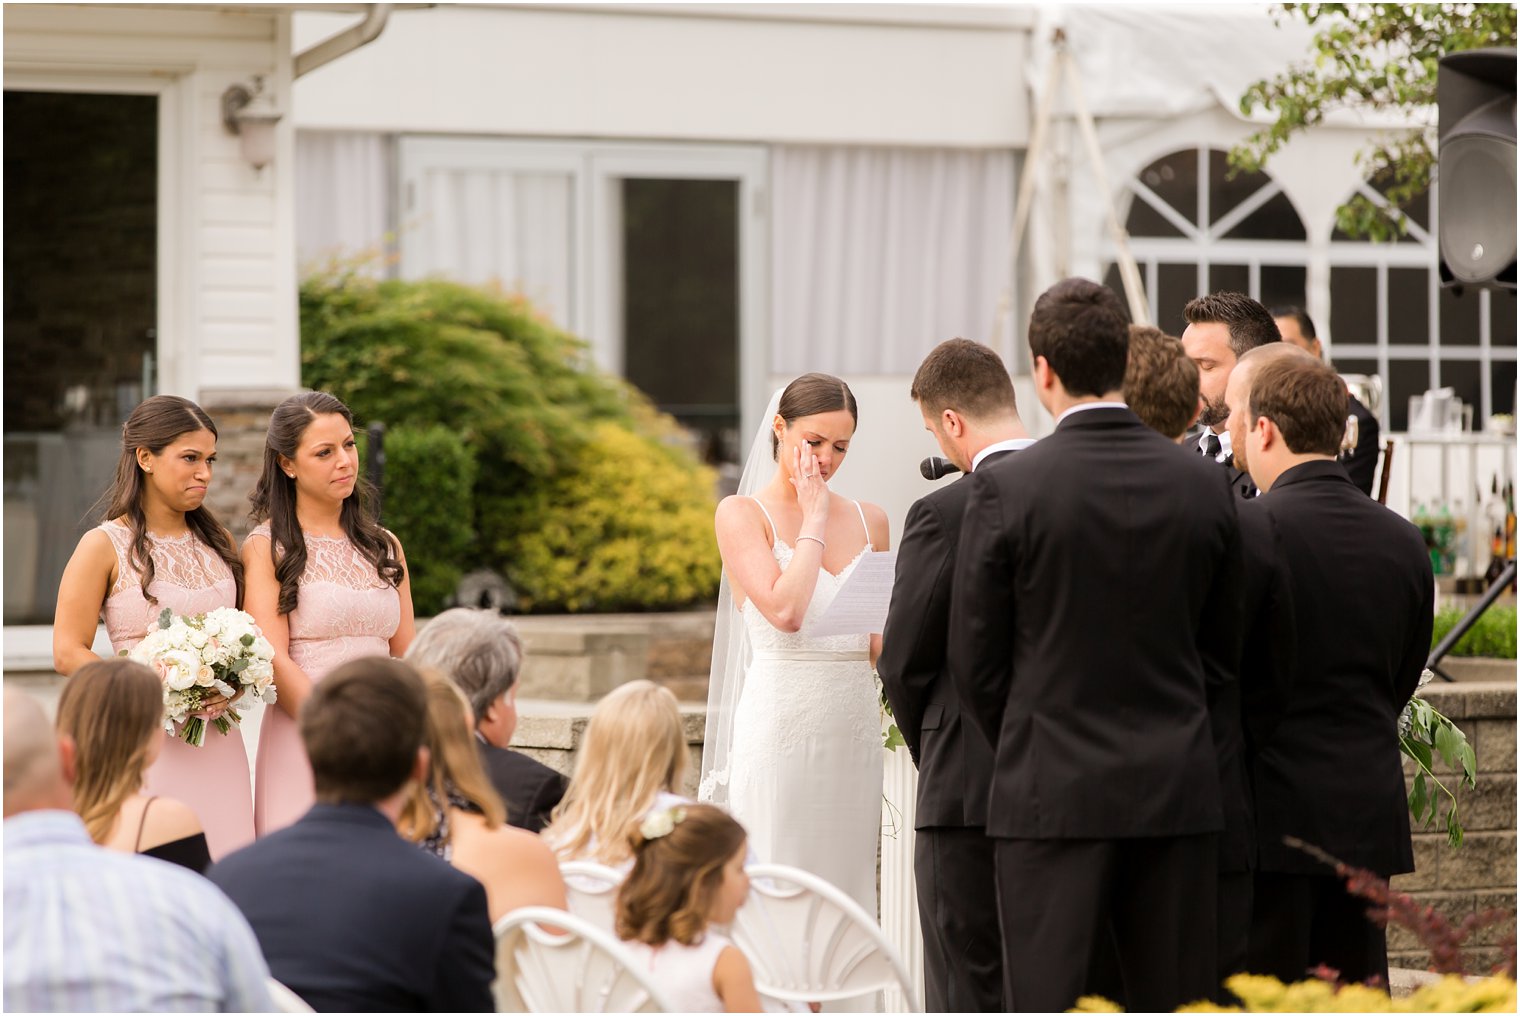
[221,76,281,170]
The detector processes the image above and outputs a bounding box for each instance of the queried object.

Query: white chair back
[559,860,625,934]
[493,905,672,1013]
[266,977,313,1013]
[732,863,921,1012]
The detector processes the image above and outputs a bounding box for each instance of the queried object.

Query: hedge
[1429,605,1517,659]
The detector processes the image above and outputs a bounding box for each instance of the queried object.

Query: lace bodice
[740,537,873,656]
[247,523,400,679]
[100,521,237,651]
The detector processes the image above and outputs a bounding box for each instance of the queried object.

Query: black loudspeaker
[1438,48,1516,291]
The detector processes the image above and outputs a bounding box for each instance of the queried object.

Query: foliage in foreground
[1232,3,1518,241]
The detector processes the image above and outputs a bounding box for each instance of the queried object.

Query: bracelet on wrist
[796,534,827,550]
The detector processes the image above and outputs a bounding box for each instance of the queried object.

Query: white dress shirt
[1196,428,1232,463]
[971,437,1038,471]
[1055,400,1130,426]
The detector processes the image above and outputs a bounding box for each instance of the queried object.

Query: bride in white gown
[701,373,890,923]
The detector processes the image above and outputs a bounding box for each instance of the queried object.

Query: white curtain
[414,166,574,325]
[295,131,392,273]
[771,145,1016,376]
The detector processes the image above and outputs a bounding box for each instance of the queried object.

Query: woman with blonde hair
[544,679,689,870]
[401,672,566,922]
[55,658,210,873]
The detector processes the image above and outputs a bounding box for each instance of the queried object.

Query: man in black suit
[879,337,1034,1012]
[209,658,495,1012]
[1226,349,1434,985]
[949,278,1245,1012]
[1272,306,1382,497]
[408,608,567,832]
[1182,291,1282,499]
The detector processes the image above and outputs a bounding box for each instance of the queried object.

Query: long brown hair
[96,395,244,607]
[615,804,746,946]
[55,658,163,843]
[401,671,508,844]
[247,391,403,615]
[543,680,687,866]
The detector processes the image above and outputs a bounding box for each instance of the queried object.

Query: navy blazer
[209,803,494,1013]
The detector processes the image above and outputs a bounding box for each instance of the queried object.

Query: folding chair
[560,859,625,933]
[493,905,671,1013]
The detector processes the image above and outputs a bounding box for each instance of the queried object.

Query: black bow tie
[1201,434,1222,460]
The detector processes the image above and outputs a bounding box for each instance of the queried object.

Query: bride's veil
[699,387,783,806]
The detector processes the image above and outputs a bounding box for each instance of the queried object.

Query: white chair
[733,863,921,1012]
[265,977,313,1013]
[560,860,625,934]
[493,905,672,1013]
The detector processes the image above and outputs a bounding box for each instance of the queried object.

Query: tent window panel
[1103,263,1133,318]
[1441,359,1484,423]
[1439,287,1482,347]
[1387,268,1430,346]
[1207,150,1272,228]
[1330,266,1378,346]
[1389,359,1433,432]
[1492,364,1516,416]
[1157,263,1197,337]
[1208,263,1249,297]
[1125,196,1187,239]
[1221,192,1307,241]
[1491,290,1517,348]
[1260,265,1308,315]
[1136,150,1200,227]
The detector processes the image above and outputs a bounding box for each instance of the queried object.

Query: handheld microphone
[920,456,962,481]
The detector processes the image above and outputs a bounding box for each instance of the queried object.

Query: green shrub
[301,270,719,613]
[1430,605,1518,659]
[376,425,478,616]
[493,421,721,612]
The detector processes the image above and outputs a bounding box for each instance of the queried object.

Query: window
[1104,148,1307,338]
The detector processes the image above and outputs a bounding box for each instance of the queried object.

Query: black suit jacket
[479,739,566,834]
[949,407,1244,839]
[878,448,1017,829]
[1341,394,1381,497]
[208,803,495,1013]
[1248,460,1433,876]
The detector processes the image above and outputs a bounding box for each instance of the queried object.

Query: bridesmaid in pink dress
[243,391,415,835]
[53,396,255,860]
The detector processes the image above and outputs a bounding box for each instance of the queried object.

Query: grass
[1429,605,1517,659]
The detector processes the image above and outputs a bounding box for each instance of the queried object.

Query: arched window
[1327,175,1516,432]
[1104,147,1308,338]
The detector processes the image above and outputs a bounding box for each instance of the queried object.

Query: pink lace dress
[99,520,254,861]
[249,523,401,835]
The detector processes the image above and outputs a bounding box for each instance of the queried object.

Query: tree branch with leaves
[1231,3,1517,241]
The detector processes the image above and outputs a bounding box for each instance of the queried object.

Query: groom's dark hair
[1028,277,1131,397]
[911,338,1019,422]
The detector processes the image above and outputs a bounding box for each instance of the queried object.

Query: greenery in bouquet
[125,607,276,747]
[301,269,721,614]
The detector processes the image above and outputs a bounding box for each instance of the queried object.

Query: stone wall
[1390,680,1517,974]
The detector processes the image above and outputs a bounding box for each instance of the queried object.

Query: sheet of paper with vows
[806,550,898,636]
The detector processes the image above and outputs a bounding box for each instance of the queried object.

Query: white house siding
[4,3,300,404]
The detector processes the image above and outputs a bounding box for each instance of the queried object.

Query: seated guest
[208,657,494,1012]
[406,607,566,832]
[1124,324,1203,443]
[402,672,568,922]
[545,680,690,871]
[4,687,272,1013]
[54,658,211,873]
[617,804,762,1013]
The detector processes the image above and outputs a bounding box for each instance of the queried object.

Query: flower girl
[615,804,762,1013]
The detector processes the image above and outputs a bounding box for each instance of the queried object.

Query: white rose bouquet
[124,607,278,747]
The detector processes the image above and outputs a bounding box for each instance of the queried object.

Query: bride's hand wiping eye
[791,446,830,528]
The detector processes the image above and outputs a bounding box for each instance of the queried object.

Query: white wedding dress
[726,498,883,921]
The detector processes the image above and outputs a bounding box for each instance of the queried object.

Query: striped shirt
[4,811,273,1013]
